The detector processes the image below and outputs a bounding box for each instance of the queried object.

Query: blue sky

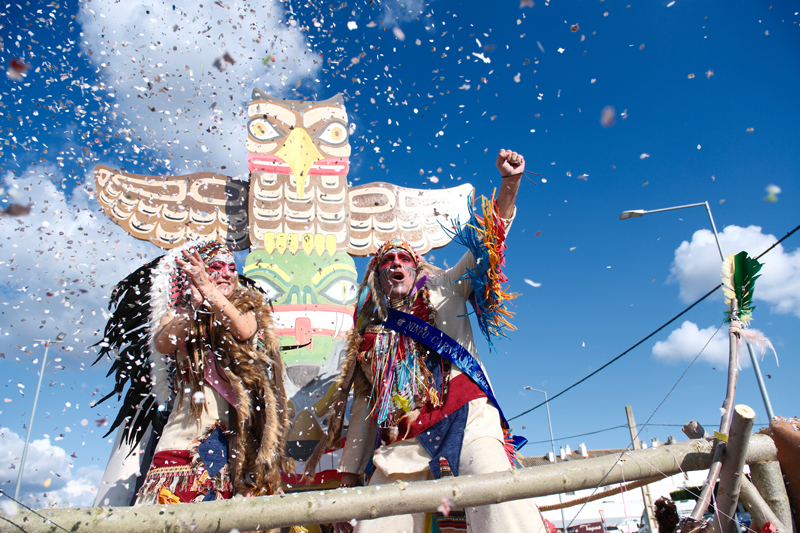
[1,0,798,508]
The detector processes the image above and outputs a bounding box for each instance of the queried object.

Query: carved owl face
[246,90,351,199]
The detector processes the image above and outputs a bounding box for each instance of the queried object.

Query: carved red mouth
[247,154,350,176]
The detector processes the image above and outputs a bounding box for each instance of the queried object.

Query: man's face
[378,249,417,299]
[207,260,237,297]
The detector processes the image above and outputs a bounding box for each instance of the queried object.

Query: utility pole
[14,333,66,501]
[625,406,656,533]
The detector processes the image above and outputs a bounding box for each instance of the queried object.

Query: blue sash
[385,308,527,451]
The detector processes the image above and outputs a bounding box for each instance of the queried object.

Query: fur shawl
[186,286,293,496]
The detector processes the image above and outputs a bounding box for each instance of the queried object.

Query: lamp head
[619,210,646,220]
[55,332,67,341]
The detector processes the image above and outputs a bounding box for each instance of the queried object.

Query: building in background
[522,438,709,532]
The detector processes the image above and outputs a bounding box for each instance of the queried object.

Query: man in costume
[305,149,546,532]
[94,240,292,505]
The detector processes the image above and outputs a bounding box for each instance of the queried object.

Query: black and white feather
[93,240,224,449]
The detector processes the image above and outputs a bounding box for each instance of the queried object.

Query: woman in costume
[304,150,546,532]
[95,240,291,505]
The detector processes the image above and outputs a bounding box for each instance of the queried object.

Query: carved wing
[347,182,473,256]
[94,165,251,250]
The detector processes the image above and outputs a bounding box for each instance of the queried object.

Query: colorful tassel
[503,428,521,467]
[444,192,518,349]
[362,291,441,428]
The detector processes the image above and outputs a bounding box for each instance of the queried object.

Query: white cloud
[669,225,800,319]
[77,0,320,174]
[0,428,102,508]
[381,0,428,25]
[0,166,155,360]
[652,320,733,366]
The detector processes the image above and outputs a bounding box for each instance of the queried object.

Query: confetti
[601,106,616,127]
[438,497,456,516]
[6,58,30,81]
[1,204,33,217]
[524,279,542,287]
[640,153,650,159]
[764,184,781,203]
[571,24,580,32]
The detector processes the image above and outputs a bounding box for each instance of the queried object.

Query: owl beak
[274,128,323,199]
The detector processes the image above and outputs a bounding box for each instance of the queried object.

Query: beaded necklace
[387,295,411,309]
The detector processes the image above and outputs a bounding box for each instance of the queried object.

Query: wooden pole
[3,435,777,533]
[739,476,789,533]
[749,461,794,533]
[713,405,756,533]
[682,421,711,440]
[689,299,741,522]
[626,405,657,533]
[539,476,665,512]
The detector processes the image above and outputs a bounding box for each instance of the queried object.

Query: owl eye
[320,278,357,305]
[317,122,348,145]
[255,278,285,301]
[248,118,281,142]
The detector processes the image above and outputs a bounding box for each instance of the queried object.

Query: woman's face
[207,260,237,297]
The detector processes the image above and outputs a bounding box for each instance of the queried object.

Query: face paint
[207,261,236,275]
[207,258,237,296]
[378,249,416,273]
[377,248,418,299]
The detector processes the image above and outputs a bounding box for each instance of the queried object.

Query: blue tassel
[442,195,505,351]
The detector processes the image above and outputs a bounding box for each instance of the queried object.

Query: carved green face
[244,249,358,460]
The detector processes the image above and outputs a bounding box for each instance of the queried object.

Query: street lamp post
[14,332,67,501]
[527,387,568,533]
[620,202,775,420]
